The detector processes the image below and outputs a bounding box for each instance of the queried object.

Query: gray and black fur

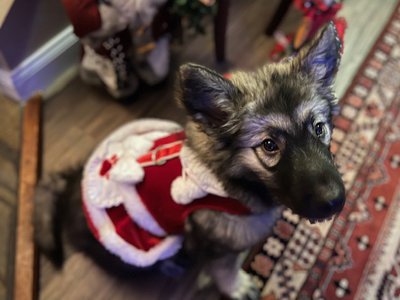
[35,22,345,300]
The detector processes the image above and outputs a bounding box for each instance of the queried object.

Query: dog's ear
[297,21,343,87]
[178,63,238,128]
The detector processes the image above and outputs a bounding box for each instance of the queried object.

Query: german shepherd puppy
[35,22,345,300]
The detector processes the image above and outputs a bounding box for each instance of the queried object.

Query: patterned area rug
[245,4,400,300]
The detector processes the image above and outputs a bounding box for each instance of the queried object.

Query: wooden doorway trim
[14,94,42,300]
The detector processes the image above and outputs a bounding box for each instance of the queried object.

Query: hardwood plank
[0,94,20,300]
[0,154,19,205]
[0,201,13,284]
[14,95,41,300]
[0,94,21,153]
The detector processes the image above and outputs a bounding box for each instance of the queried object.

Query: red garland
[295,0,343,41]
[333,17,347,53]
[294,0,342,15]
[269,1,346,60]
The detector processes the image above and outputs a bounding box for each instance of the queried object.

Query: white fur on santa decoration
[84,156,125,208]
[122,186,167,237]
[171,145,228,204]
[122,135,154,157]
[81,44,117,90]
[110,0,167,27]
[83,193,182,267]
[170,175,208,205]
[109,157,144,183]
[82,119,184,266]
[105,141,124,157]
[82,118,236,266]
[141,130,172,141]
[84,151,167,235]
[90,4,128,39]
[84,119,182,208]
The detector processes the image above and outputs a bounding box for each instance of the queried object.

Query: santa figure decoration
[62,0,170,99]
[270,0,346,61]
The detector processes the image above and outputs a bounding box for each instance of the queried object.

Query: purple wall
[0,0,70,69]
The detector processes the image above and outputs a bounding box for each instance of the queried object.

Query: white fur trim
[82,119,185,264]
[122,186,167,237]
[109,157,144,183]
[84,119,182,207]
[84,156,126,208]
[170,175,207,205]
[141,130,171,141]
[83,195,182,267]
[83,157,166,235]
[106,141,124,158]
[89,4,129,39]
[81,44,117,90]
[171,146,228,204]
[122,135,154,158]
[111,0,167,26]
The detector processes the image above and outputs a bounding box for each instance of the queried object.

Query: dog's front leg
[184,208,281,299]
[206,253,259,300]
[184,207,282,256]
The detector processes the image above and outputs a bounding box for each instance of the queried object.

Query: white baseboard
[0,68,19,99]
[0,25,80,102]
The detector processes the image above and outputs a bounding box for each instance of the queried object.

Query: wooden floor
[0,94,20,300]
[1,0,397,299]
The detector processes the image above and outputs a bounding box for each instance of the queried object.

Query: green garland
[170,0,217,34]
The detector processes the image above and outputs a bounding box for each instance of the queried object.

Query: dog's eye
[315,122,325,137]
[263,139,279,152]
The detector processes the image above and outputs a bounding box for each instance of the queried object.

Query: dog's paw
[225,271,260,300]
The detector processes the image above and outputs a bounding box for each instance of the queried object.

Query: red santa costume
[82,119,250,267]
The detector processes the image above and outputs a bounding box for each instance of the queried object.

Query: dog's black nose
[317,182,345,216]
[305,178,345,218]
[327,196,345,214]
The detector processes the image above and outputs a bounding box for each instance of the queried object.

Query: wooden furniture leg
[265,0,293,36]
[214,0,230,62]
[14,95,42,300]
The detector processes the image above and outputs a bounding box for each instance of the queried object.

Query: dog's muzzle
[286,144,346,222]
[295,163,346,222]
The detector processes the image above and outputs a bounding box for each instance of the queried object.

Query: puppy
[35,22,345,300]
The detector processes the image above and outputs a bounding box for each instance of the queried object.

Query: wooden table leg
[14,95,42,300]
[214,0,230,62]
[265,0,293,36]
